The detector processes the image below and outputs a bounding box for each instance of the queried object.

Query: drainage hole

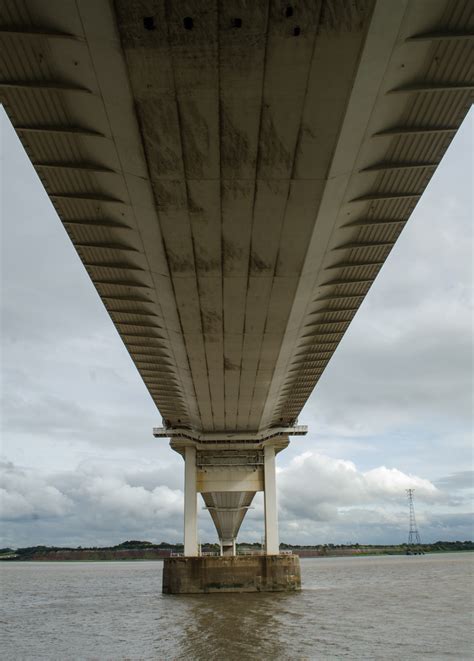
[143,16,155,31]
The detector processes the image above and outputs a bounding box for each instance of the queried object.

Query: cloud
[435,471,474,491]
[0,457,187,548]
[0,461,72,521]
[277,452,441,523]
[82,477,182,521]
[1,453,470,548]
[432,471,474,508]
[272,453,472,545]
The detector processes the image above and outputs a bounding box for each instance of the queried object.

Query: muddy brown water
[1,553,472,660]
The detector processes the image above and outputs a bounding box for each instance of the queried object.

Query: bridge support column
[264,443,279,555]
[220,539,236,556]
[184,445,198,557]
[159,428,305,592]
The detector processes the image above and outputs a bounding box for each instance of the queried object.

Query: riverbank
[1,540,472,561]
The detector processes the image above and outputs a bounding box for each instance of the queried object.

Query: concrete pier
[162,555,301,594]
[157,430,306,593]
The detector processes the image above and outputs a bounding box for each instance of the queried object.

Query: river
[1,553,472,660]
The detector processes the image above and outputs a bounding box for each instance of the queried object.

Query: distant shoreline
[1,541,472,562]
[1,550,473,563]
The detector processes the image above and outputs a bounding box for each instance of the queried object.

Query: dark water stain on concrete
[179,98,212,178]
[258,107,292,176]
[187,192,205,215]
[195,253,220,272]
[152,181,186,212]
[223,239,244,263]
[202,310,222,334]
[319,0,373,33]
[139,102,182,178]
[166,249,194,273]
[224,356,239,371]
[250,251,269,273]
[220,103,253,177]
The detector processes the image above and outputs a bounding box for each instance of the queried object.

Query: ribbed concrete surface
[1,1,471,434]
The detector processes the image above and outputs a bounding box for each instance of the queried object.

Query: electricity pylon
[406,488,422,546]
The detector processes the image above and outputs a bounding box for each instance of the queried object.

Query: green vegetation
[0,540,472,561]
[279,541,474,552]
[277,541,474,557]
[0,541,184,561]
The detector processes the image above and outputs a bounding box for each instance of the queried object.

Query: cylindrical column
[184,445,198,557]
[264,443,279,555]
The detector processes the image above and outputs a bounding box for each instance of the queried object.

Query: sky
[0,105,472,548]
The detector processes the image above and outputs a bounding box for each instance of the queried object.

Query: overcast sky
[1,105,472,548]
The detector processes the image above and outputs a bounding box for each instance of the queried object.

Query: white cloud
[277,452,440,523]
[362,466,438,499]
[1,453,470,548]
[81,476,182,521]
[0,458,187,547]
[0,461,72,521]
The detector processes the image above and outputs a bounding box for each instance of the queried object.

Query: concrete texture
[162,555,301,594]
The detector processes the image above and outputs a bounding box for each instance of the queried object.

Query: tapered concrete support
[184,446,198,557]
[264,443,279,555]
[220,539,236,556]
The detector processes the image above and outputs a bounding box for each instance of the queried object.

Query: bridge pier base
[162,554,301,594]
[156,426,307,594]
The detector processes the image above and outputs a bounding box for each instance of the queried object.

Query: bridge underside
[1,0,472,564]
